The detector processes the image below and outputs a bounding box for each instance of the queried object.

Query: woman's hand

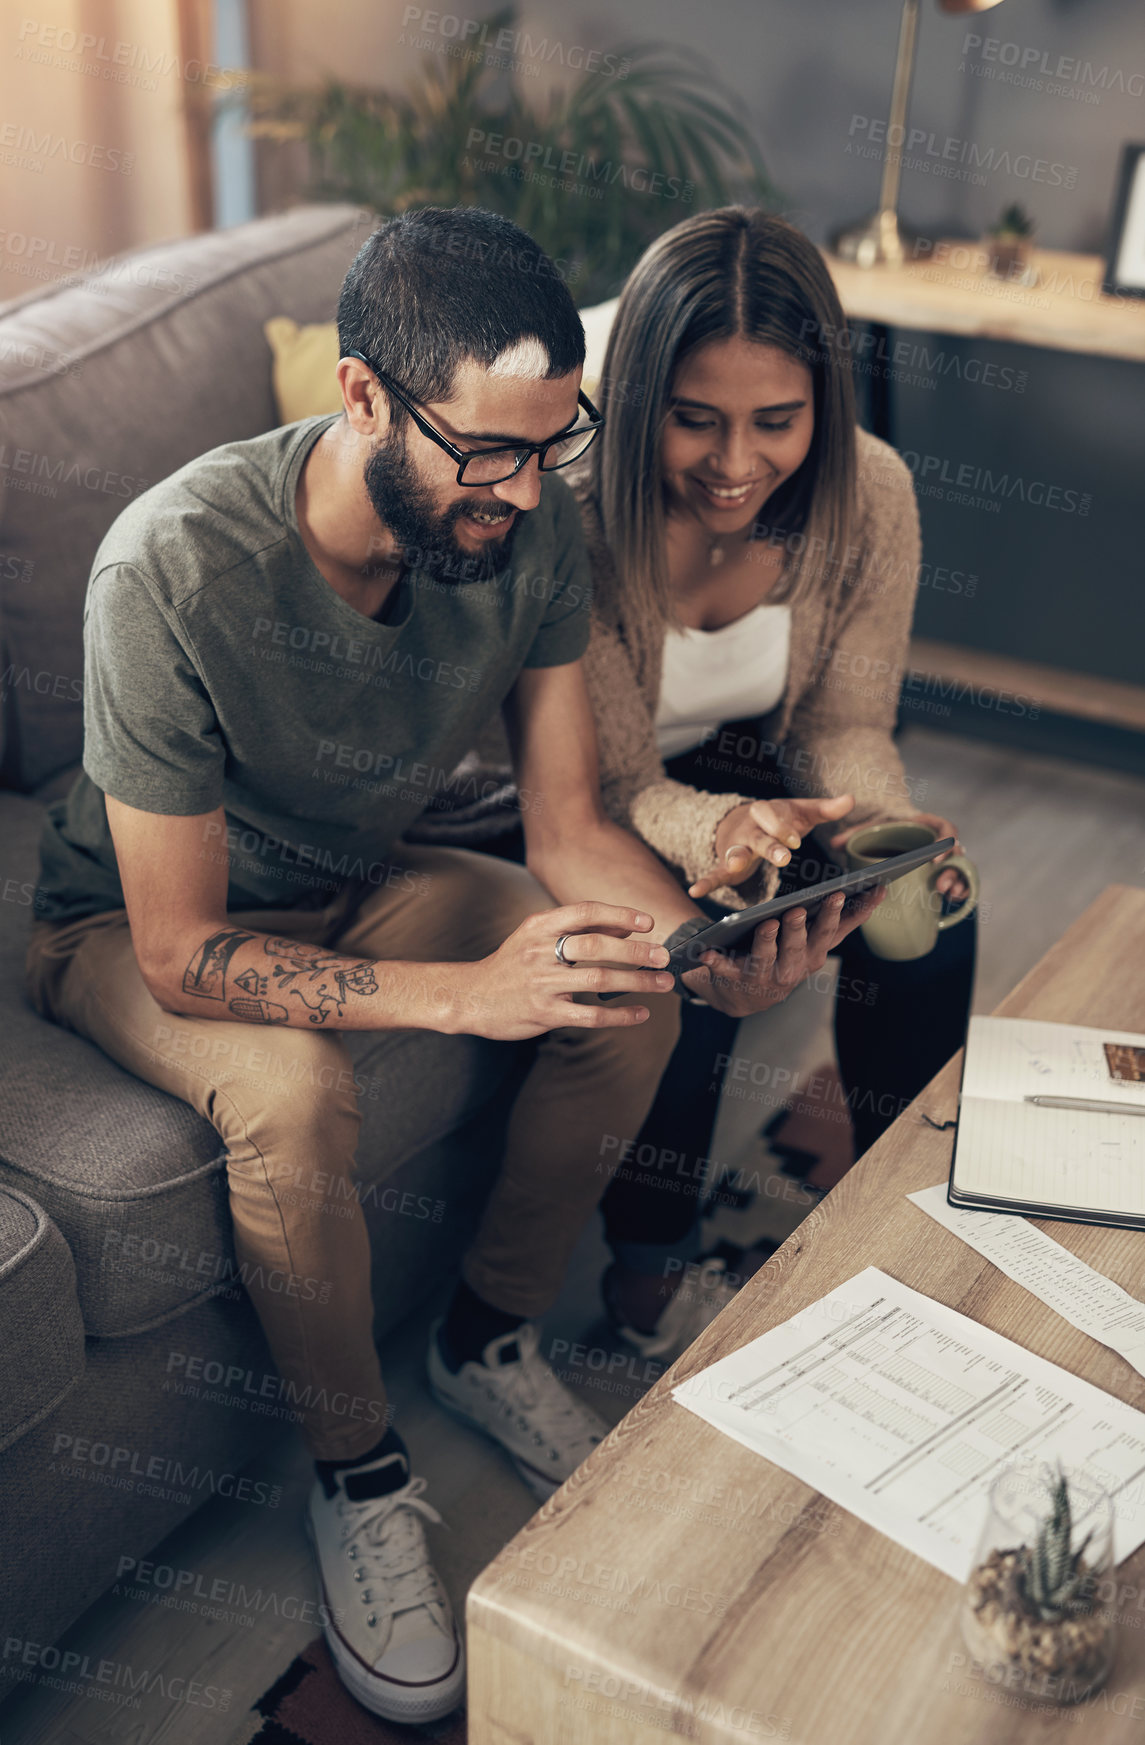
[688,793,855,901]
[829,811,970,901]
[684,886,887,1016]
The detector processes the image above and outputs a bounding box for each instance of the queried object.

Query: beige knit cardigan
[412,427,925,909]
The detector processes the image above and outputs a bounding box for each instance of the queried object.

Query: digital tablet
[666,837,955,979]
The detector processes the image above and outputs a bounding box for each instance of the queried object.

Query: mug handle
[931,854,979,930]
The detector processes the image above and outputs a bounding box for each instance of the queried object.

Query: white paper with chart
[673,1267,1145,1582]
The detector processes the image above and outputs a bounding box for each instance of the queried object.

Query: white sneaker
[307,1456,464,1723]
[427,1318,609,1501]
[606,1255,739,1364]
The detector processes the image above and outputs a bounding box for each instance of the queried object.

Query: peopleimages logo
[800,318,1027,394]
[560,1662,792,1738]
[1,1635,230,1712]
[847,116,1078,189]
[466,129,693,202]
[0,662,82,702]
[165,1352,386,1428]
[196,816,433,898]
[0,230,198,296]
[400,8,631,79]
[250,616,481,691]
[100,1227,332,1302]
[815,645,1041,722]
[0,123,133,174]
[0,336,80,378]
[961,32,1144,101]
[15,18,248,90]
[312,737,543,815]
[0,442,149,501]
[114,1555,342,1629]
[502,1540,730,1615]
[49,1432,283,1507]
[899,451,1090,516]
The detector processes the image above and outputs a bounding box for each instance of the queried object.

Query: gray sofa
[0,205,526,1660]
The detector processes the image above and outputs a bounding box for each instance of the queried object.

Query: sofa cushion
[0,203,375,792]
[263,298,622,427]
[0,1288,278,1651]
[0,1183,84,1453]
[0,798,233,1336]
[0,793,522,1337]
[265,316,343,422]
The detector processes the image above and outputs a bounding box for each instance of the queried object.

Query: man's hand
[689,794,855,900]
[830,811,970,901]
[681,886,886,1016]
[443,902,673,1039]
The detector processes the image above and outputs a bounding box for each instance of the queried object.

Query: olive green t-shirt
[35,414,590,920]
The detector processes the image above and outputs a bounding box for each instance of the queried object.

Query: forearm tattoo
[182,931,379,1025]
[258,936,379,1025]
[182,929,254,1000]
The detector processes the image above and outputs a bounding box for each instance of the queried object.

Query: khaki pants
[25,845,679,1461]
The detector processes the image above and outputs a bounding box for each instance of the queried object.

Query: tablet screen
[668,837,954,974]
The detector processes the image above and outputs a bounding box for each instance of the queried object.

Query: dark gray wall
[515,0,1140,250]
[509,0,1145,688]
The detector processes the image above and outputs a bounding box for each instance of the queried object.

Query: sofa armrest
[0,1181,84,1452]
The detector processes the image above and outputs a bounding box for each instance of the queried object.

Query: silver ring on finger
[554,933,576,967]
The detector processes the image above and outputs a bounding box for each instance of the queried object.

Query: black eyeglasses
[345,352,604,486]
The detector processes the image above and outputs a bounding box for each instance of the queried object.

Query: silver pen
[1025,1095,1145,1118]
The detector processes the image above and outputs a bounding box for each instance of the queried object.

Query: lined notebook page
[961,1016,1145,1106]
[953,1018,1145,1215]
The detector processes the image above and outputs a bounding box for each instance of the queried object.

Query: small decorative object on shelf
[962,1464,1116,1705]
[985,203,1037,284]
[1103,143,1145,297]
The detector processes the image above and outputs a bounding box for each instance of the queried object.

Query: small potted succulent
[962,1466,1116,1704]
[986,202,1036,282]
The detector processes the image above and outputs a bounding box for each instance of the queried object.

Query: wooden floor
[3,725,1144,1745]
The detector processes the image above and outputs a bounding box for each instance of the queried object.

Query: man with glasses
[28,207,874,1723]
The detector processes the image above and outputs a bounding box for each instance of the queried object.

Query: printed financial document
[910,1183,1145,1380]
[673,1267,1145,1581]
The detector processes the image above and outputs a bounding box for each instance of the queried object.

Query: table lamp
[832,0,1005,268]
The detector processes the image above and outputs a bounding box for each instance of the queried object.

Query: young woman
[567,207,975,1356]
[415,207,975,1361]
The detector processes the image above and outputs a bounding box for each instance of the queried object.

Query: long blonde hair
[591,208,858,642]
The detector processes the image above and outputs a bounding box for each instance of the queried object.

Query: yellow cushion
[263,299,621,424]
[263,317,342,423]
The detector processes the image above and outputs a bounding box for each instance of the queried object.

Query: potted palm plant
[244,6,776,305]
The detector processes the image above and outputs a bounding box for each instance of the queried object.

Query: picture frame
[1102,142,1145,298]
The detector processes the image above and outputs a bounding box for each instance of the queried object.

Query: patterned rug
[235,1640,466,1744]
[765,1061,856,1192]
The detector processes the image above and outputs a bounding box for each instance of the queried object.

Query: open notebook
[949,1016,1145,1227]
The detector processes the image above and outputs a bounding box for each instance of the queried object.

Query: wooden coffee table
[468,884,1145,1744]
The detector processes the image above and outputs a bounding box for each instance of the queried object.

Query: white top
[654,603,791,760]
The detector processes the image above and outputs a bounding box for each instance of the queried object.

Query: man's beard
[363,426,519,588]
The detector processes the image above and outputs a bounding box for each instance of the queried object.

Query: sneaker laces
[492,1323,603,1446]
[337,1477,446,1624]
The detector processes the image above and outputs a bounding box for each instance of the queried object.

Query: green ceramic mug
[844,821,978,961]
